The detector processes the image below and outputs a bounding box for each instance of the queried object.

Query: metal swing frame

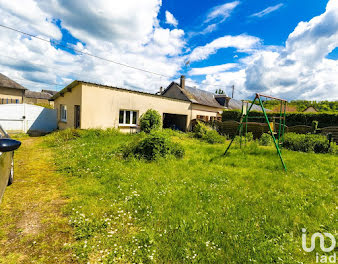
[223,93,288,171]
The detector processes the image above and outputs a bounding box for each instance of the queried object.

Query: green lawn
[47,129,337,263]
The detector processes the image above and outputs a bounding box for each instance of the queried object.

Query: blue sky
[161,0,327,46]
[0,0,337,100]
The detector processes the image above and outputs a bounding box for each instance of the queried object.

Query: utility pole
[231,85,235,98]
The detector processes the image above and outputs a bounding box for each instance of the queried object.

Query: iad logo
[302,228,336,263]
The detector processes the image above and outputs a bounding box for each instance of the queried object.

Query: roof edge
[50,80,80,100]
[51,80,191,104]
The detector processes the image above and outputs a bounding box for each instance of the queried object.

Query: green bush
[245,132,254,142]
[283,133,332,153]
[193,121,208,138]
[139,109,162,133]
[202,130,225,144]
[221,110,338,128]
[234,132,254,144]
[193,121,224,144]
[328,143,338,155]
[259,133,272,146]
[122,131,184,161]
[46,129,82,146]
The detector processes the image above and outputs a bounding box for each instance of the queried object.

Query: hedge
[222,110,338,128]
[283,133,332,153]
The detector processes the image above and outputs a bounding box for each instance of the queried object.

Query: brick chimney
[180,75,185,89]
[160,86,163,94]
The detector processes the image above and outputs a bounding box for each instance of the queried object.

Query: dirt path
[0,136,75,263]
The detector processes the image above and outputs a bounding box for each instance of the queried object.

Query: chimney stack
[180,75,185,89]
[159,86,163,94]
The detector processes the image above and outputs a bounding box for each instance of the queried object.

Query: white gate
[0,104,57,133]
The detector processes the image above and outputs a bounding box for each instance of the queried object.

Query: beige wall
[81,83,192,131]
[191,104,223,120]
[53,82,225,131]
[0,87,24,103]
[54,84,82,129]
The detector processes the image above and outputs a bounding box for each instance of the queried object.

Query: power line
[0,24,172,78]
[0,53,90,80]
[0,24,244,94]
[9,76,66,87]
[0,49,232,91]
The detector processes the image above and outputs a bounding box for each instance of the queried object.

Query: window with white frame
[60,104,67,122]
[119,110,138,126]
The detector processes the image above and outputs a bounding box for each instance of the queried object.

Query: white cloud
[0,0,61,39]
[250,3,284,18]
[165,11,178,27]
[205,1,240,23]
[200,70,247,96]
[0,0,337,101]
[197,0,338,100]
[189,35,261,62]
[0,0,186,93]
[189,63,238,75]
[193,1,240,35]
[200,24,218,35]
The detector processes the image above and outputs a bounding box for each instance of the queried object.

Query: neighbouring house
[0,73,57,106]
[24,90,53,105]
[0,73,27,104]
[42,89,58,97]
[302,106,318,113]
[161,75,263,122]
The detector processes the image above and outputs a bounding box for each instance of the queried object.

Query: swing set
[223,93,288,171]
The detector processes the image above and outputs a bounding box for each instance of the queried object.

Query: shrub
[222,110,338,128]
[193,121,208,138]
[139,109,162,133]
[245,132,254,142]
[47,129,82,146]
[328,143,338,155]
[193,121,224,144]
[202,130,225,144]
[169,142,185,158]
[161,128,184,138]
[259,133,272,146]
[122,132,184,161]
[234,132,254,144]
[283,133,331,153]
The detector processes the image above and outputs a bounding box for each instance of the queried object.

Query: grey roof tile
[0,73,26,90]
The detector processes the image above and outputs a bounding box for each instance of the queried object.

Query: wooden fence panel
[321,126,338,143]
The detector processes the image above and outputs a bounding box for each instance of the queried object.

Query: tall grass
[47,129,337,263]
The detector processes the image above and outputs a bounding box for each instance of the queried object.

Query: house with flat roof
[51,80,193,132]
